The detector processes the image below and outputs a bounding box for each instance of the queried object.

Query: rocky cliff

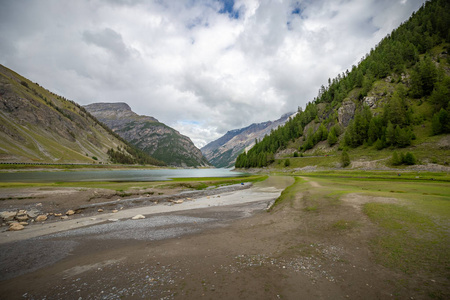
[0,64,134,164]
[201,113,295,168]
[84,103,209,167]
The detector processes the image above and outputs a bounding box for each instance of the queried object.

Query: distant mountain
[201,113,295,168]
[0,64,156,164]
[85,103,210,167]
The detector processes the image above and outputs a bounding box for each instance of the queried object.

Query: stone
[60,215,68,220]
[97,209,104,212]
[66,210,75,216]
[108,219,119,222]
[338,101,356,127]
[9,222,24,231]
[0,211,17,222]
[112,210,119,213]
[35,215,48,222]
[171,200,184,204]
[19,222,28,226]
[363,96,377,108]
[54,213,62,217]
[132,214,145,220]
[27,209,39,218]
[15,214,29,222]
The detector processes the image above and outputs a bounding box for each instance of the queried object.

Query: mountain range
[84,103,209,167]
[201,112,295,168]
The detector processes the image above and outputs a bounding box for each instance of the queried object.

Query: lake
[0,168,249,183]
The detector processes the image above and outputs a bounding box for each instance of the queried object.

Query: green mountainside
[0,65,163,166]
[236,0,450,170]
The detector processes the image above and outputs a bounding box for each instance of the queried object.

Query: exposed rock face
[0,64,130,163]
[201,113,295,168]
[338,101,356,127]
[85,103,209,167]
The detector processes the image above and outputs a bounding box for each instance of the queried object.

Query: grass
[284,173,450,288]
[363,202,448,276]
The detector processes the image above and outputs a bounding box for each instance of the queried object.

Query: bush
[284,159,291,167]
[391,151,416,166]
[20,81,29,88]
[341,150,350,167]
[403,152,416,165]
[293,152,299,157]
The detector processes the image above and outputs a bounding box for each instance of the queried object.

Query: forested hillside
[236,0,450,169]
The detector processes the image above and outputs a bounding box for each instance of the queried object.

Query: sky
[0,0,426,148]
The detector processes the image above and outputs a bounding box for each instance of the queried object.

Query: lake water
[0,168,249,183]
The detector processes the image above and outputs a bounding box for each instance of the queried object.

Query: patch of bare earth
[0,178,423,300]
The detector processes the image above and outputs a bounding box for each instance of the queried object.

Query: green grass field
[271,172,449,295]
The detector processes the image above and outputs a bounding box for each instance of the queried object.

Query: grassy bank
[269,173,449,297]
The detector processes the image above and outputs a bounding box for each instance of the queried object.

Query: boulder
[0,211,17,222]
[97,209,104,212]
[9,223,24,231]
[19,222,28,226]
[132,214,145,220]
[35,215,48,222]
[112,210,119,213]
[338,101,356,127]
[66,210,75,216]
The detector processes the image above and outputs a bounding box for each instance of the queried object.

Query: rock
[66,210,75,216]
[15,214,29,222]
[171,200,184,204]
[54,213,62,217]
[27,209,39,218]
[35,215,48,222]
[108,219,119,222]
[338,101,356,127]
[9,223,24,231]
[131,214,145,220]
[60,216,68,220]
[112,210,119,213]
[97,209,104,212]
[0,211,17,222]
[19,222,28,226]
[363,96,377,108]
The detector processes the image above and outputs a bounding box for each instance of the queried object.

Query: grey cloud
[83,28,131,62]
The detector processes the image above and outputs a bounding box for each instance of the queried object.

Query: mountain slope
[201,113,295,168]
[236,0,450,169]
[0,64,158,165]
[84,103,209,167]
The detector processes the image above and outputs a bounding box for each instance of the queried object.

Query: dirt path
[0,176,442,299]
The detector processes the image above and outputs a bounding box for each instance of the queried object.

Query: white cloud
[0,0,425,148]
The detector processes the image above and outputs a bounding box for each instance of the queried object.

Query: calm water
[0,168,248,183]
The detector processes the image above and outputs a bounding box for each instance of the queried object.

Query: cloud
[0,0,426,148]
[83,28,131,62]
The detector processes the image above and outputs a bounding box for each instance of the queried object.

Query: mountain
[0,64,161,165]
[236,0,450,169]
[84,103,209,167]
[201,112,295,168]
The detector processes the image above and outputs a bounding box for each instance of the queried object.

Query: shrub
[284,159,291,167]
[341,150,350,167]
